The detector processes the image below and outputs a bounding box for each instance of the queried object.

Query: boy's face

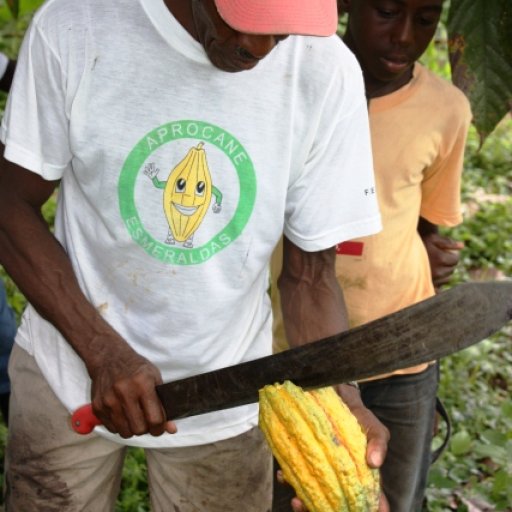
[342,0,443,95]
[191,0,288,72]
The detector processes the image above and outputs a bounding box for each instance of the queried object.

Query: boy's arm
[418,217,464,289]
[0,152,175,438]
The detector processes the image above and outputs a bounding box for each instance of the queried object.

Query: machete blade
[156,281,512,419]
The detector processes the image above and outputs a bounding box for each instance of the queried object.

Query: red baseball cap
[214,0,338,37]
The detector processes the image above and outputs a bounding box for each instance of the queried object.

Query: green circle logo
[119,120,256,265]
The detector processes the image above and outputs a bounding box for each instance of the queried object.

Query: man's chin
[210,54,260,72]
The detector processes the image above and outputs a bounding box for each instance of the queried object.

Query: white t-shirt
[1,0,381,448]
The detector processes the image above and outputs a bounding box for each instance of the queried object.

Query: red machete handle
[71,404,102,434]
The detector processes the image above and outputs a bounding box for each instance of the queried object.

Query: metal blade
[157,281,512,420]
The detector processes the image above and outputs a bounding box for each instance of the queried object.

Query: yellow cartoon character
[144,143,222,248]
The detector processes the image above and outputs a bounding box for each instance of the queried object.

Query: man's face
[191,0,288,72]
[343,0,443,93]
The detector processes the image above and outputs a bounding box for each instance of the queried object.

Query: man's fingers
[367,431,388,468]
[122,397,154,436]
[138,398,177,436]
[140,392,176,436]
[97,403,134,438]
[165,420,178,434]
[291,497,307,512]
[335,384,390,469]
[378,491,390,512]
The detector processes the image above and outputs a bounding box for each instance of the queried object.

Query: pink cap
[214,0,338,37]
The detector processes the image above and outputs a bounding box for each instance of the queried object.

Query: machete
[72,281,512,434]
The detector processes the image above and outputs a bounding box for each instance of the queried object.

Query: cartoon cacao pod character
[163,142,213,243]
[259,381,380,512]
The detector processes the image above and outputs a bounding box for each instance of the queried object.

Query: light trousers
[5,344,273,511]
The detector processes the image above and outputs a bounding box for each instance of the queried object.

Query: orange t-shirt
[271,63,472,378]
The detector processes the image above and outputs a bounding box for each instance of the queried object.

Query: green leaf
[502,401,512,419]
[474,442,507,465]
[428,467,459,489]
[451,430,473,455]
[480,429,508,447]
[5,0,18,18]
[447,0,512,143]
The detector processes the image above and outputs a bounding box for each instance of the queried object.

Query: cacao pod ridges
[259,380,380,512]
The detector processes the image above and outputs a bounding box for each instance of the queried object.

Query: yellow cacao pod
[259,381,380,512]
[163,142,213,242]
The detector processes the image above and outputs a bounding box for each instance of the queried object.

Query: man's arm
[0,152,175,438]
[418,217,464,289]
[278,236,348,347]
[278,236,389,511]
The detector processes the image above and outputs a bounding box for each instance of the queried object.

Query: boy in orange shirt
[272,1,472,510]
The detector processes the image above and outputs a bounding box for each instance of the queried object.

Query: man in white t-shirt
[0,1,388,510]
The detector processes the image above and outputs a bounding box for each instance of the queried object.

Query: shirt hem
[93,410,259,448]
[285,215,382,252]
[1,127,66,180]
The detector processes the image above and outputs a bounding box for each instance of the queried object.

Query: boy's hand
[422,232,464,289]
[279,384,390,512]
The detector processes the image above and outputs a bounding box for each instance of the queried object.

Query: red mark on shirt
[336,241,364,257]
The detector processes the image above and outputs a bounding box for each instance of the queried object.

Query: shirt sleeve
[283,53,381,252]
[0,16,72,180]
[420,93,472,227]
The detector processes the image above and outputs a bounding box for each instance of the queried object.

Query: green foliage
[447,0,512,143]
[425,87,512,512]
[426,332,512,511]
[442,116,512,285]
[116,449,150,512]
[0,0,43,20]
[0,0,44,58]
[451,200,512,278]
[462,120,512,197]
[4,0,18,20]
[420,23,451,81]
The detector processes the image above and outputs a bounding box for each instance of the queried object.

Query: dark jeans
[0,281,16,423]
[360,364,439,512]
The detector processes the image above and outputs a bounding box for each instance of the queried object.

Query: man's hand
[282,384,390,512]
[422,232,464,289]
[333,384,390,512]
[88,338,177,439]
[335,384,389,470]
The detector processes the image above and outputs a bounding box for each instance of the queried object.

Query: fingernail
[370,451,383,467]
